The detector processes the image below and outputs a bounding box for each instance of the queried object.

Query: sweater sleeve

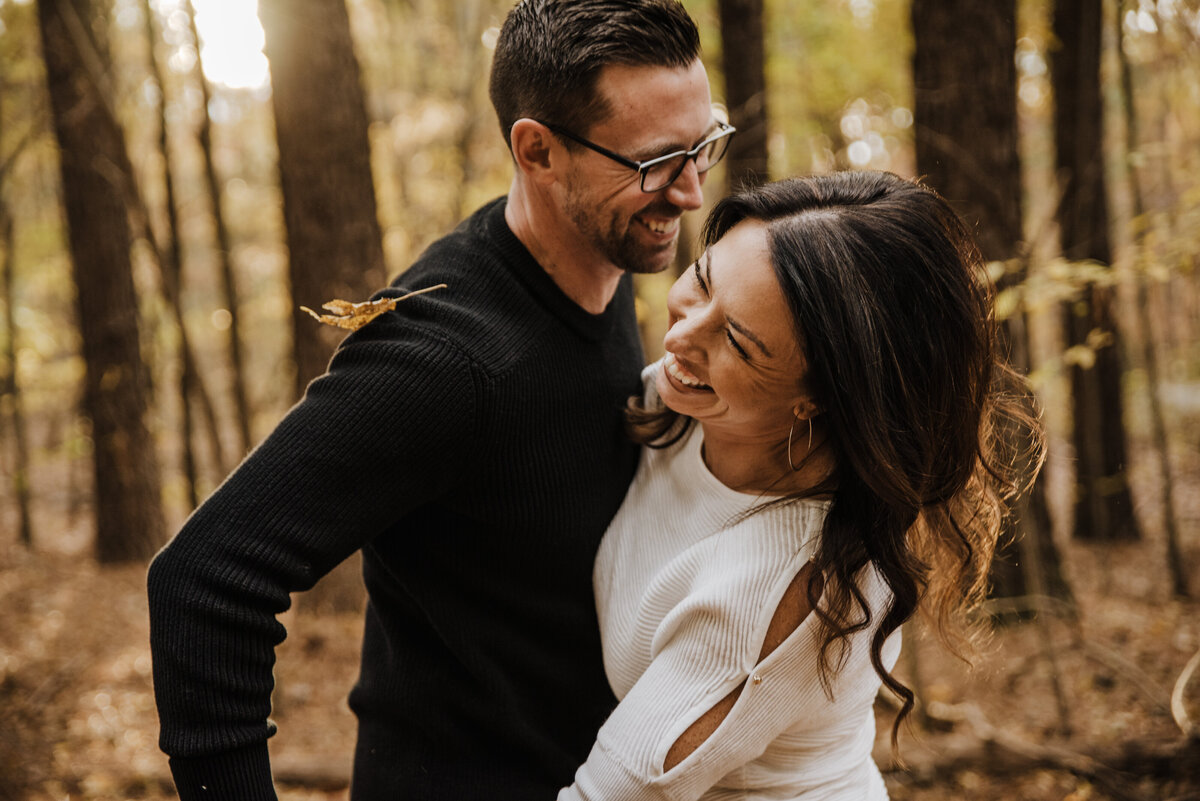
[561,536,829,801]
[147,326,478,800]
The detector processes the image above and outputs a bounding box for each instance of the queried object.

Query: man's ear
[509,119,558,185]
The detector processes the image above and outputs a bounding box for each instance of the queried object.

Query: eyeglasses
[536,116,736,193]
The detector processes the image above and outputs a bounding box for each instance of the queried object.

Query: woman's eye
[726,330,750,359]
[692,262,708,295]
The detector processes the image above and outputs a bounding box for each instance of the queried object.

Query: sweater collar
[486,198,633,343]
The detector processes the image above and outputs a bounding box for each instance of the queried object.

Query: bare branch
[0,122,42,186]
[1081,640,1174,716]
[925,701,1154,801]
[1171,645,1200,738]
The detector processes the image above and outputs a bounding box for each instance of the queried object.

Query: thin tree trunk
[717,0,769,190]
[0,205,33,548]
[1003,309,1074,605]
[67,406,87,526]
[259,0,388,398]
[38,0,164,562]
[141,0,200,510]
[902,620,929,729]
[48,0,228,496]
[185,0,254,456]
[1053,0,1140,542]
[912,0,1072,606]
[452,0,486,221]
[101,6,230,488]
[0,84,35,549]
[1116,0,1188,595]
[1149,65,1193,365]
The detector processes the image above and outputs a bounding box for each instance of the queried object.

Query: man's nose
[663,159,704,211]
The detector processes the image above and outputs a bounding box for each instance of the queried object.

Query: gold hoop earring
[787,415,815,473]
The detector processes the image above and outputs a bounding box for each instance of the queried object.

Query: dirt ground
[1,448,1199,801]
[1,531,1197,801]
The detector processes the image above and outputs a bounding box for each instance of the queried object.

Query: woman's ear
[792,397,821,422]
[509,119,558,185]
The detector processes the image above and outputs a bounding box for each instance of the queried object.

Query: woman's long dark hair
[629,171,1044,746]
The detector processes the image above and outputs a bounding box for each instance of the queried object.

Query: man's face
[561,59,714,275]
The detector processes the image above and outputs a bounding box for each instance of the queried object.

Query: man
[147,1,733,798]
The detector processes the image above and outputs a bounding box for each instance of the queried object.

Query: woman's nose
[662,318,689,355]
[663,281,706,354]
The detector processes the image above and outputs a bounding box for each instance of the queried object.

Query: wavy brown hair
[629,171,1044,746]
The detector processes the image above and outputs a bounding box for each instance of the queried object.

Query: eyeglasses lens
[641,132,732,193]
[696,135,729,173]
[643,159,683,193]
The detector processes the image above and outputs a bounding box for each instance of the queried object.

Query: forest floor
[1,443,1199,800]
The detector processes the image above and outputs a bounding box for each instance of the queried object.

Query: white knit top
[559,369,899,801]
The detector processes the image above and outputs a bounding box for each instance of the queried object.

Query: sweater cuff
[559,740,670,801]
[168,740,277,801]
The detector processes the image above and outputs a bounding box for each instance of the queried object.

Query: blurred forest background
[0,0,1198,799]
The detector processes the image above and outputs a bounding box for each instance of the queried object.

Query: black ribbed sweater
[147,198,643,800]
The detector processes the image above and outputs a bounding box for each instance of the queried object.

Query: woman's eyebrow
[705,250,773,358]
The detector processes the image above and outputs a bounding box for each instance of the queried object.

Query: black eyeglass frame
[535,117,736,193]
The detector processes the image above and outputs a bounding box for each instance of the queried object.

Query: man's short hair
[489,0,702,149]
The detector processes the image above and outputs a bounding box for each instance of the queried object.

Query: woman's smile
[663,352,712,391]
[654,219,809,444]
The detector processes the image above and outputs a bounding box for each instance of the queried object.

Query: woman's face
[656,219,811,446]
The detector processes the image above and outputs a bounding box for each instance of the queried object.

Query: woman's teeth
[666,353,711,389]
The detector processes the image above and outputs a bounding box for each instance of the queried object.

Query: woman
[560,171,1042,800]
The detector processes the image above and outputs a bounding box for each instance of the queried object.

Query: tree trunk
[1116,0,1187,595]
[912,0,1072,604]
[0,81,35,550]
[451,0,487,221]
[717,0,769,190]
[1052,0,1140,542]
[913,1,1020,257]
[124,0,228,504]
[141,0,201,510]
[186,0,254,458]
[37,0,164,562]
[259,0,387,399]
[0,204,33,548]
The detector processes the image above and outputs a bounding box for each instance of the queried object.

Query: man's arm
[148,324,478,800]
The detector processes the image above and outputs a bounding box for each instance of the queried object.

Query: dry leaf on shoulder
[300,284,447,331]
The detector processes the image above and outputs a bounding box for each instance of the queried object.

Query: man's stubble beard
[564,186,678,277]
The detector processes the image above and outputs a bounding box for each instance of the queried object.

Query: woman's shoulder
[700,497,827,573]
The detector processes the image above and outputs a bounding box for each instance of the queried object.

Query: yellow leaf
[1063,344,1097,369]
[1084,327,1114,351]
[994,287,1020,321]
[301,284,447,331]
